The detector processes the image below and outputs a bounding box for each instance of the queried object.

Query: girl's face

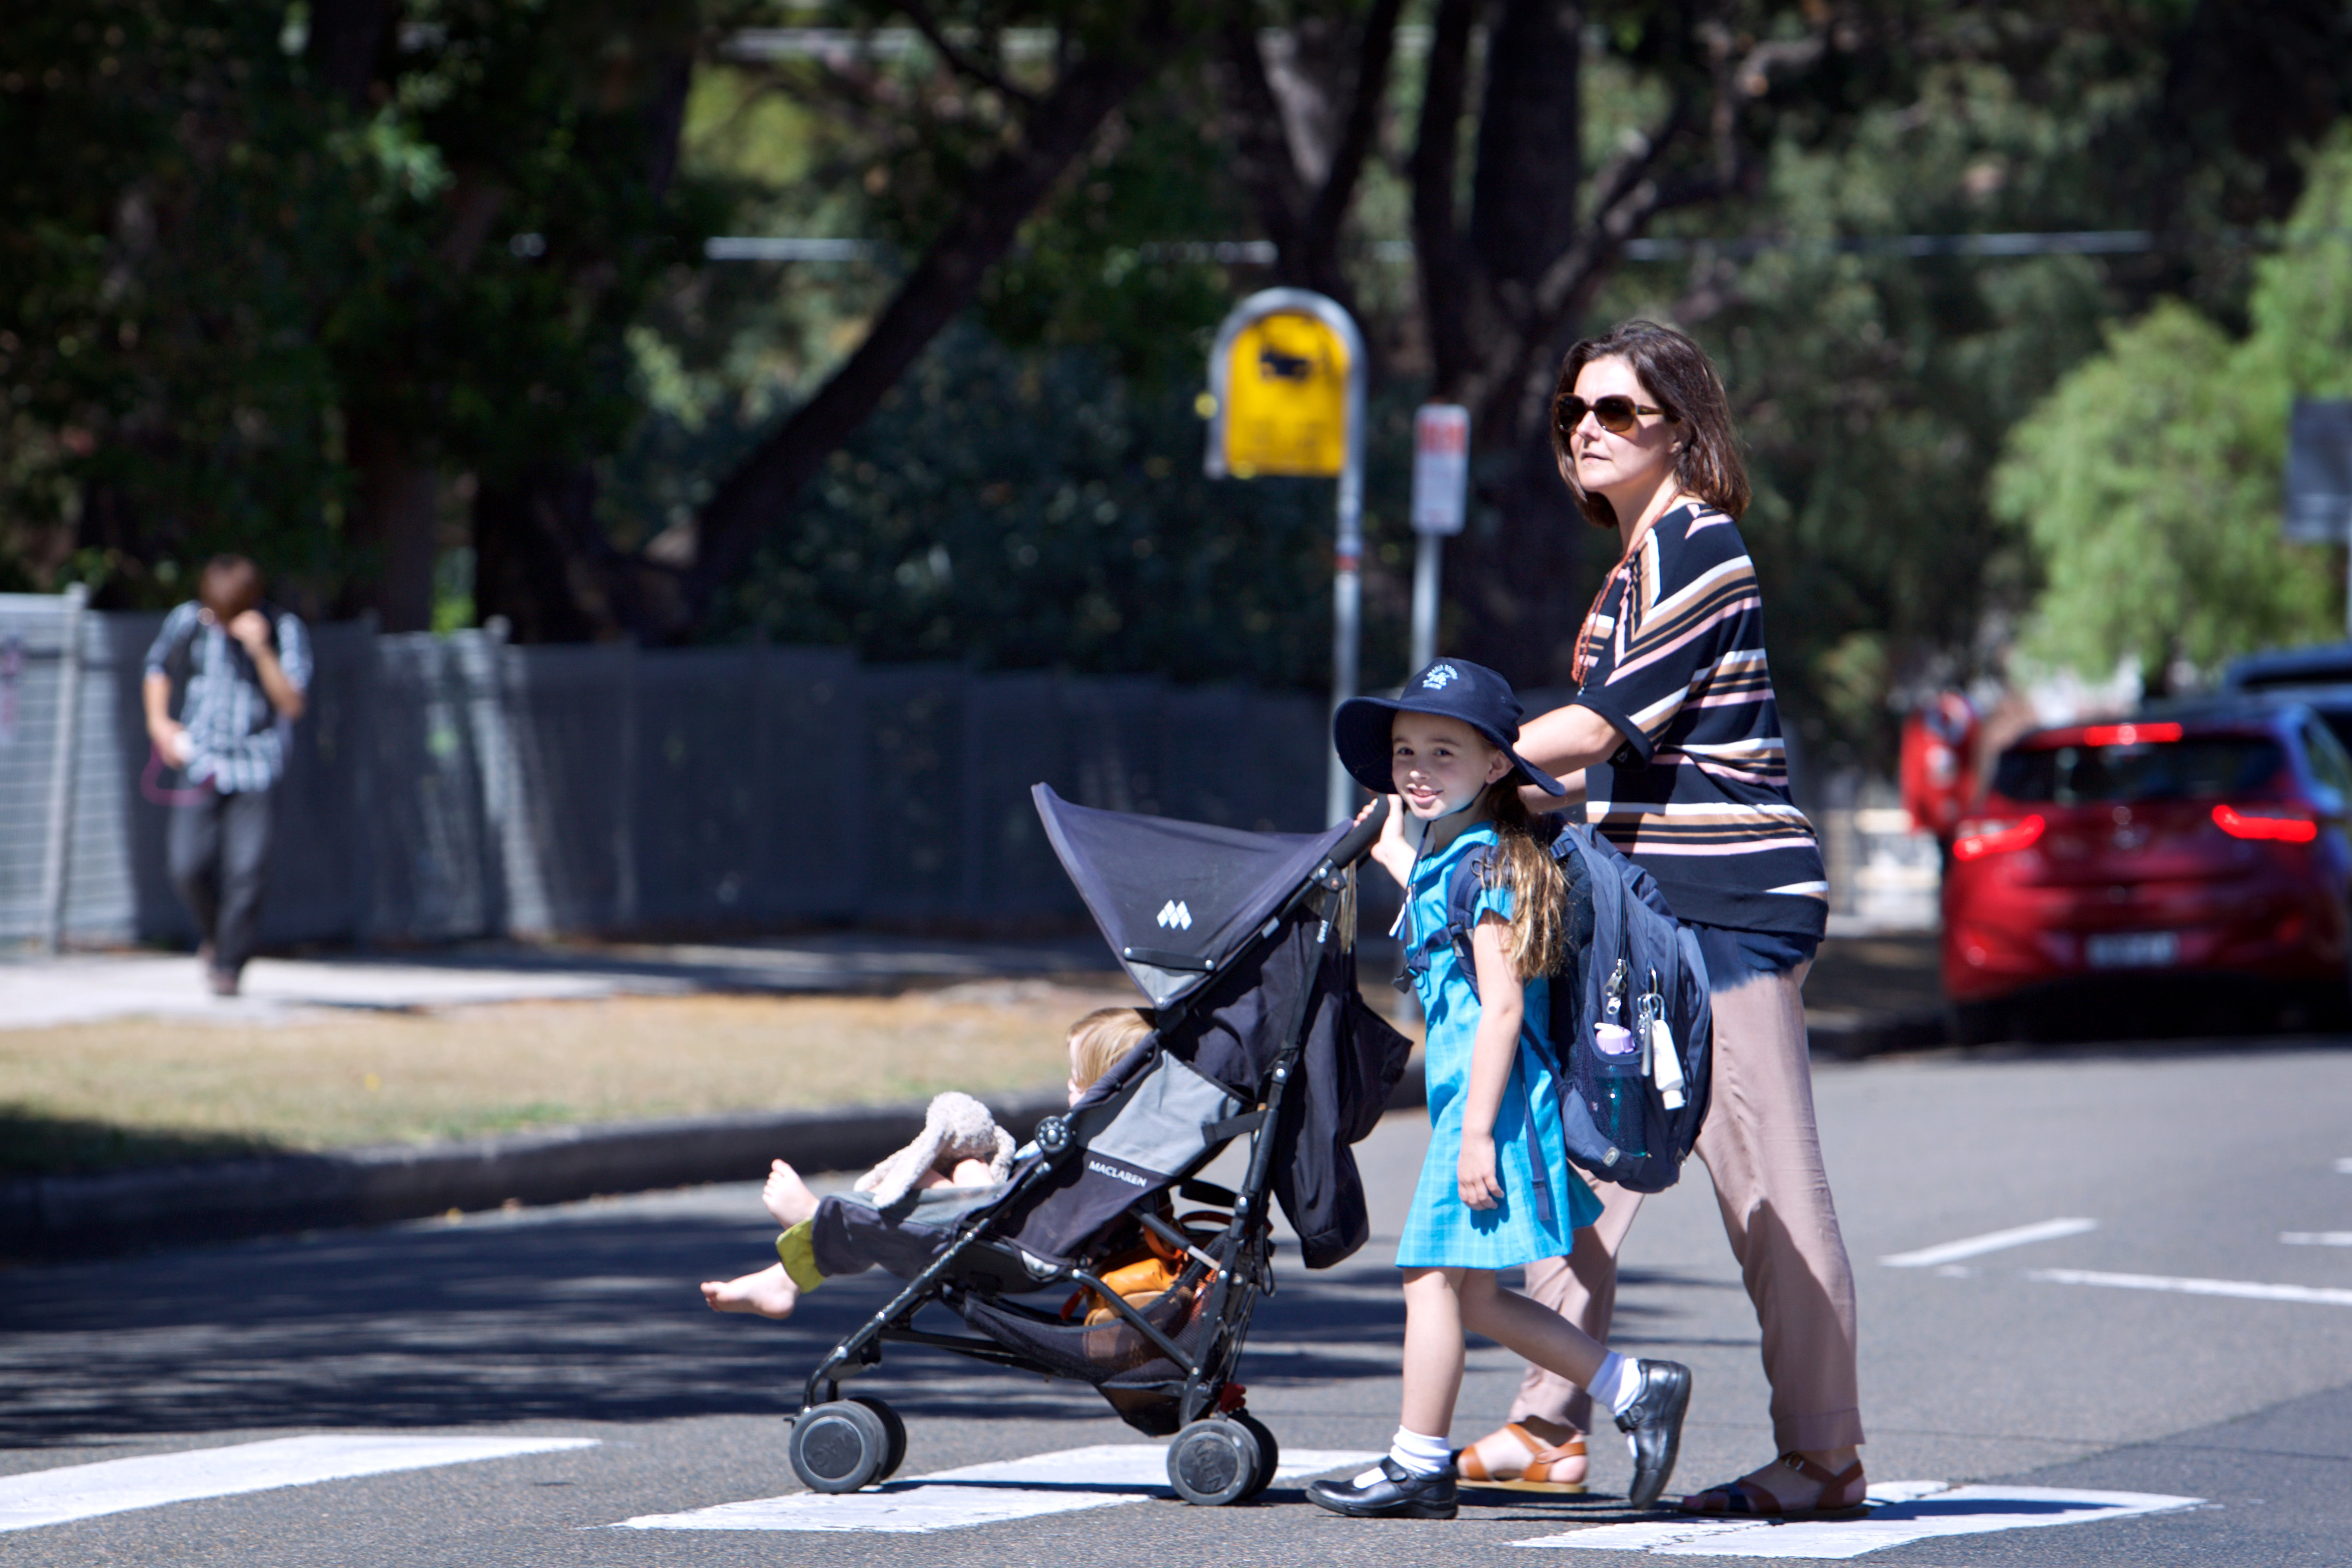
[1390,713,1510,820]
[1568,354,1680,503]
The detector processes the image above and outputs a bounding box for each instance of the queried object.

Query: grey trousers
[1506,959,1866,1453]
[167,785,277,974]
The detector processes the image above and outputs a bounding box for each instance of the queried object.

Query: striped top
[143,602,312,794]
[1568,502,1827,938]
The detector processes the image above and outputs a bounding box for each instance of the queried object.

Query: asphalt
[4,1035,2348,1565]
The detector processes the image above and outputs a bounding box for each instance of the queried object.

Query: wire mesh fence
[0,594,1328,950]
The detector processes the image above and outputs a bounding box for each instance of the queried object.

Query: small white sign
[1411,404,1470,536]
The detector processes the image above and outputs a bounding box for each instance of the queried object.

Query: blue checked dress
[1395,823,1599,1270]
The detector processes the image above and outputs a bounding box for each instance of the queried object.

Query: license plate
[2085,930,2180,968]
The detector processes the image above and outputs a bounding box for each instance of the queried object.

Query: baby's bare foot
[763,1160,819,1228]
[701,1263,800,1320]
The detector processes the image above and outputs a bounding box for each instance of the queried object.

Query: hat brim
[1332,695,1567,799]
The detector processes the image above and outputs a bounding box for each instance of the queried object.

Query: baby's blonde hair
[1067,1006,1154,1091]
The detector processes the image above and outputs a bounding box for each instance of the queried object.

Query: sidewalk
[0,931,1122,1031]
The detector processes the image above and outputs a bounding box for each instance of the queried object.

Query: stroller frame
[787,803,1389,1502]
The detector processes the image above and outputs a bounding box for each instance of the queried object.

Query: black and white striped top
[143,601,313,795]
[1569,503,1827,938]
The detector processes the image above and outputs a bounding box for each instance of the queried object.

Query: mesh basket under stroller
[780,786,1407,1505]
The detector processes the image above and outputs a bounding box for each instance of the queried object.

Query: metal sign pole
[1410,534,1442,671]
[1408,404,1470,676]
[1204,288,1368,826]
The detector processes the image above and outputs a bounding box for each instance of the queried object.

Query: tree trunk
[1426,0,1594,688]
[343,415,439,633]
[473,465,621,644]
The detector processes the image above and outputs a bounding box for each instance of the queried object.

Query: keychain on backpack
[1640,966,1688,1111]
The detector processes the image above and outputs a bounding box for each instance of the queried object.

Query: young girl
[1306,659,1692,1520]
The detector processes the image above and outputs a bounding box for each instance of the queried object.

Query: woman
[1454,321,1867,1518]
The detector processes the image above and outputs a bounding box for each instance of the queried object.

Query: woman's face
[1568,354,1680,504]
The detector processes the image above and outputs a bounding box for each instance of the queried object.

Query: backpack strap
[1398,845,1495,999]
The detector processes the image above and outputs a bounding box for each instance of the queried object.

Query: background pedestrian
[141,554,310,997]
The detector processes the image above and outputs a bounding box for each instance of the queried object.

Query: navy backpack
[1409,821,1713,1195]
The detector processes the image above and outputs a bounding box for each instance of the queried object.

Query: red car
[1941,702,2352,1039]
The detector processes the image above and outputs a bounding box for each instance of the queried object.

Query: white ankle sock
[1358,1426,1452,1484]
[1590,1352,1644,1416]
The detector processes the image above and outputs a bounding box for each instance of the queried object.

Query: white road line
[0,1435,598,1534]
[2029,1268,2352,1307]
[1513,1482,2201,1558]
[616,1442,1380,1534]
[1880,1217,2097,1268]
[2280,1232,2352,1247]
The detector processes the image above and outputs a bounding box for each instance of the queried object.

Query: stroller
[785,786,1408,1505]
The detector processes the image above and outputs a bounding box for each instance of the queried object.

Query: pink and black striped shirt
[1569,503,1827,937]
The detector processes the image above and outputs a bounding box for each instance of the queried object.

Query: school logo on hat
[1420,663,1460,690]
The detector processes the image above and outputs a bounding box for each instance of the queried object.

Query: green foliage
[711,325,1392,686]
[0,0,717,610]
[1992,139,2352,688]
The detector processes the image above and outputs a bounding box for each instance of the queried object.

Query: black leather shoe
[1614,1358,1693,1509]
[1306,1458,1459,1519]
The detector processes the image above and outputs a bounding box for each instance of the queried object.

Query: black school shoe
[1306,1458,1460,1520]
[1615,1358,1694,1509]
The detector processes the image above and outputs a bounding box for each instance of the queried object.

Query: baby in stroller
[700,1006,1152,1321]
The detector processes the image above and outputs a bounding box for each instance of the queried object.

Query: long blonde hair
[1480,782,1566,982]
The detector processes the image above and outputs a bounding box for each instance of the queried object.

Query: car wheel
[1948,999,2010,1047]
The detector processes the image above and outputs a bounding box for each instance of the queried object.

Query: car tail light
[2212,803,2320,843]
[1953,814,2045,861]
[2080,722,2182,746]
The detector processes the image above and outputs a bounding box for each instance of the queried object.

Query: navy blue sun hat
[1333,659,1568,799]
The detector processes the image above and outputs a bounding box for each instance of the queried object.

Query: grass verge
[0,980,1139,1176]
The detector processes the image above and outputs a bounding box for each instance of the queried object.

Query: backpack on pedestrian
[1416,820,1712,1194]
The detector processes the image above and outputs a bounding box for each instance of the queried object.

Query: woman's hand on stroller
[1457,1132,1502,1210]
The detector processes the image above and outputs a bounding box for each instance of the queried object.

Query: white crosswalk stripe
[0,1434,599,1534]
[616,1443,1380,1534]
[1513,1482,2202,1558]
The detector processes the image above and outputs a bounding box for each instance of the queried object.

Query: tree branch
[1410,0,1477,390]
[1302,0,1406,296]
[674,11,1172,634]
[1217,12,1310,277]
[897,1,1040,108]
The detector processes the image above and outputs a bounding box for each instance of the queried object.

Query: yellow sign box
[1221,313,1350,477]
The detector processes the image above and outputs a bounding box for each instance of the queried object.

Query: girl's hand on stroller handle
[1331,795,1390,870]
[1457,1132,1502,1210]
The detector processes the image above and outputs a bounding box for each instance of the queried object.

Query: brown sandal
[1680,1452,1869,1519]
[1453,1423,1589,1494]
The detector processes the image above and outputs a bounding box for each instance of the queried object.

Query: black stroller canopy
[1033,785,1353,1007]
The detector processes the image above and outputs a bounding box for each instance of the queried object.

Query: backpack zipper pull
[1604,959,1629,1024]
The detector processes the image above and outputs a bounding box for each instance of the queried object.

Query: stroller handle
[1325,796,1388,872]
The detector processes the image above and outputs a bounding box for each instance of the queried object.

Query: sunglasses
[1553,394,1670,438]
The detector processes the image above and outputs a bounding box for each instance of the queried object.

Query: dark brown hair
[1551,320,1750,530]
[197,555,263,620]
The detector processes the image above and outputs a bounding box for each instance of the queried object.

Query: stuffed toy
[855,1091,1016,1208]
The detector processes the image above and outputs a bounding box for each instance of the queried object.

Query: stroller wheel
[1167,1417,1262,1507]
[1228,1409,1279,1500]
[791,1400,892,1493]
[849,1395,908,1480]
